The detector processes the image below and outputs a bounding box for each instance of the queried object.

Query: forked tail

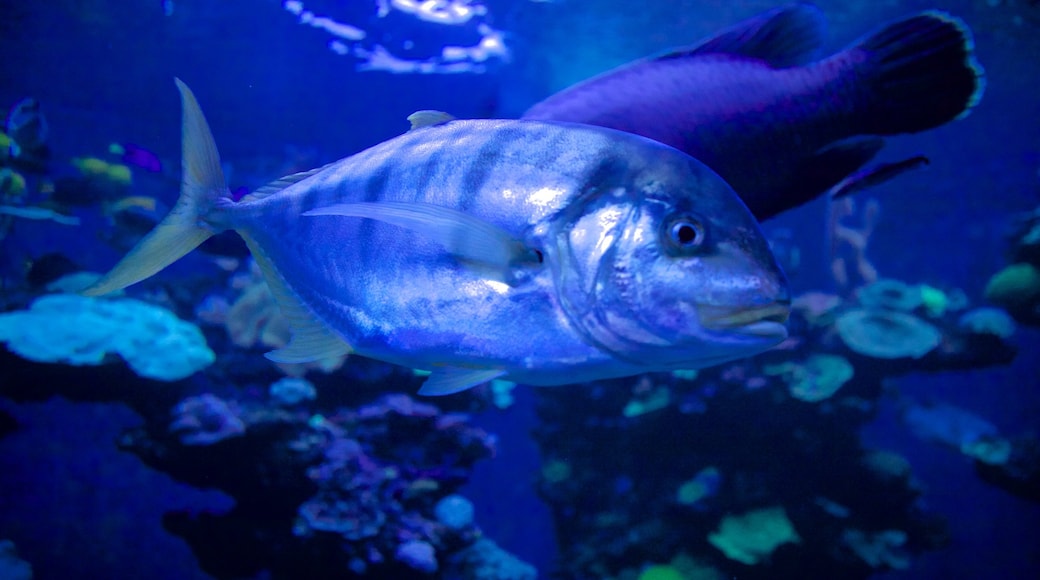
[82,79,232,296]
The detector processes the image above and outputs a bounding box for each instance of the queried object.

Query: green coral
[633,554,725,580]
[0,293,214,381]
[623,385,671,417]
[766,354,854,403]
[835,308,940,359]
[707,506,800,565]
[985,263,1040,311]
[676,466,720,506]
[490,379,517,409]
[638,565,685,580]
[541,460,572,484]
[857,279,922,311]
[918,284,948,317]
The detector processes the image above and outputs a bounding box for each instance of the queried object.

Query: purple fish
[524,4,984,221]
[120,143,163,173]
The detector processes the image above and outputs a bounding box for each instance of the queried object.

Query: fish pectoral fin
[407,110,456,131]
[418,368,507,396]
[829,155,930,200]
[303,201,541,283]
[659,4,825,68]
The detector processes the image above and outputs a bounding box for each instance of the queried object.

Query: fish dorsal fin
[239,164,333,204]
[239,233,352,364]
[407,110,456,131]
[303,201,542,284]
[418,368,506,396]
[657,3,826,68]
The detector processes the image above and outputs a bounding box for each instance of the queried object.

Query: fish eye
[664,215,706,252]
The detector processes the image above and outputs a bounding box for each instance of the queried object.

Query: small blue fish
[524,4,984,221]
[85,80,790,395]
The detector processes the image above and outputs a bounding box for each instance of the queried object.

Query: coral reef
[0,540,32,580]
[223,259,348,376]
[0,298,531,579]
[986,203,1040,324]
[707,506,800,565]
[442,538,537,580]
[0,293,213,381]
[113,384,515,578]
[530,279,1016,579]
[835,309,941,359]
[828,197,880,294]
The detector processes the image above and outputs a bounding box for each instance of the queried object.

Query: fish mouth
[698,303,791,338]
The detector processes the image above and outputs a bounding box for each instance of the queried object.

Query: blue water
[1,1,1039,578]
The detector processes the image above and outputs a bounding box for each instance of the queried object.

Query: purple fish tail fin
[852,11,984,135]
[82,79,231,296]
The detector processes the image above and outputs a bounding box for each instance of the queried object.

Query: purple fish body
[121,143,163,173]
[524,4,984,221]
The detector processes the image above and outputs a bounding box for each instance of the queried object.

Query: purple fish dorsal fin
[657,3,826,68]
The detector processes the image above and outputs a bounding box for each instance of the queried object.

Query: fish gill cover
[1,1,1039,579]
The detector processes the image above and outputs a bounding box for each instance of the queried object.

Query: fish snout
[697,267,791,339]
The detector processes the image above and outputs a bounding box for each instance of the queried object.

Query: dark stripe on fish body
[416,146,450,203]
[579,152,629,199]
[363,163,393,203]
[457,126,514,212]
[527,123,571,174]
[360,163,392,254]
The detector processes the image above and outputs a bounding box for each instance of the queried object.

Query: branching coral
[828,196,881,294]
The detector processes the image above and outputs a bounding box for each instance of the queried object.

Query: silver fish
[84,80,790,395]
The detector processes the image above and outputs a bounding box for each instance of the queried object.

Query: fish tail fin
[82,79,232,296]
[852,11,984,135]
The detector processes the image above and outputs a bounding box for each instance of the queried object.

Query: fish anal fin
[829,155,930,200]
[659,4,826,68]
[239,234,352,364]
[418,368,506,396]
[752,137,884,221]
